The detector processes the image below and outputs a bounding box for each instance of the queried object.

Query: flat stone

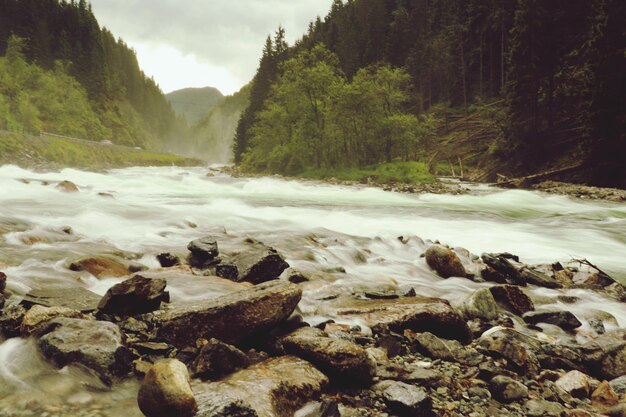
[330,297,472,343]
[20,305,88,336]
[36,318,131,384]
[21,287,102,312]
[281,327,375,385]
[138,359,197,417]
[523,310,582,330]
[519,267,562,288]
[372,380,433,416]
[149,281,302,348]
[489,285,535,315]
[68,255,144,278]
[97,275,169,315]
[424,245,466,278]
[194,356,328,417]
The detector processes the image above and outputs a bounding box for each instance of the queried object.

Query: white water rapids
[0,164,625,416]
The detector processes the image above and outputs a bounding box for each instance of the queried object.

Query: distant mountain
[190,85,250,163]
[166,87,224,125]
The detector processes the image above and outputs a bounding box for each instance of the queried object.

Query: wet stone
[69,255,145,278]
[187,237,219,269]
[97,275,169,315]
[424,245,466,278]
[156,252,180,268]
[223,244,289,284]
[20,304,88,336]
[463,288,499,321]
[489,285,535,315]
[138,359,197,417]
[0,302,27,337]
[190,338,249,380]
[22,287,102,312]
[523,310,582,330]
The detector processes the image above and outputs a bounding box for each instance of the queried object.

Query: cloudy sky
[90,1,333,95]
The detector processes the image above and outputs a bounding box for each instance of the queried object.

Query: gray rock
[156,252,180,268]
[373,380,434,417]
[281,327,375,385]
[481,253,524,285]
[138,359,197,417]
[598,342,626,380]
[21,287,102,312]
[489,285,535,315]
[424,245,466,278]
[150,280,302,348]
[36,318,131,384]
[195,395,258,417]
[523,310,582,330]
[555,370,592,399]
[463,288,498,321]
[405,331,455,361]
[97,275,169,315]
[0,302,26,337]
[221,244,289,284]
[519,267,562,288]
[479,327,541,376]
[190,338,249,380]
[609,375,626,396]
[524,399,564,417]
[489,375,529,403]
[188,237,219,269]
[20,305,87,336]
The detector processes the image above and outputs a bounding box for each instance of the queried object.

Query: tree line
[0,0,187,148]
[235,0,626,186]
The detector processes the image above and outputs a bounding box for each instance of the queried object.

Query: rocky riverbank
[1,230,625,417]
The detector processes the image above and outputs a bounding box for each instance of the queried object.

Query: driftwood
[496,163,583,187]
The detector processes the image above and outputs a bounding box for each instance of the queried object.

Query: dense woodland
[235,0,626,187]
[0,0,187,148]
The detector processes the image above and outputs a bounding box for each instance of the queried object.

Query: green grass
[301,161,435,184]
[0,132,201,169]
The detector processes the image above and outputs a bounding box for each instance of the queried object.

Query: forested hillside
[0,0,187,149]
[235,0,626,187]
[166,87,224,125]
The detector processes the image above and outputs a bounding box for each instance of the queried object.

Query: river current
[0,164,625,416]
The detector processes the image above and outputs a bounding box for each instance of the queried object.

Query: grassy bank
[300,161,435,184]
[0,131,201,169]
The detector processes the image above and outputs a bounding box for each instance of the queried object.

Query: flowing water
[0,164,625,416]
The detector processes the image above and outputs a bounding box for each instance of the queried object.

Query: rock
[281,327,375,385]
[479,327,541,376]
[524,399,565,417]
[330,297,472,343]
[591,380,619,407]
[609,375,626,396]
[605,404,626,417]
[0,303,27,336]
[150,281,302,348]
[194,356,328,417]
[56,180,79,192]
[20,305,87,336]
[0,271,6,292]
[284,268,309,284]
[21,287,102,312]
[489,375,529,403]
[215,263,238,280]
[462,288,499,321]
[523,310,582,330]
[132,342,173,355]
[37,318,132,384]
[97,275,169,315]
[424,245,466,278]
[489,285,535,315]
[519,267,562,288]
[137,359,197,417]
[555,370,592,399]
[372,380,434,417]
[481,253,524,285]
[190,338,249,380]
[221,244,289,284]
[188,237,220,269]
[404,330,455,361]
[69,255,141,278]
[156,252,180,268]
[597,342,626,380]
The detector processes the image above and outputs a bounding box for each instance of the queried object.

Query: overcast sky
[89,1,333,95]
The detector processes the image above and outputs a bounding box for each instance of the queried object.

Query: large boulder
[424,245,466,278]
[194,356,328,417]
[149,281,302,348]
[489,285,535,315]
[69,255,146,278]
[329,297,472,343]
[36,318,131,384]
[187,237,220,269]
[281,327,375,385]
[190,338,249,380]
[97,275,169,315]
[218,244,289,284]
[137,359,197,417]
[20,305,88,336]
[21,287,103,312]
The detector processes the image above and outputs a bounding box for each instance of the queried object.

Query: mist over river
[0,164,625,416]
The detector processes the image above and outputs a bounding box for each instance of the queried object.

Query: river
[0,164,625,416]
